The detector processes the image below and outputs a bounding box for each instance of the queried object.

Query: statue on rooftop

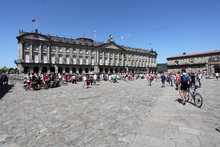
[107,35,114,43]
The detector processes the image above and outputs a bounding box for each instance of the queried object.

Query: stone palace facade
[167,50,220,73]
[15,30,157,74]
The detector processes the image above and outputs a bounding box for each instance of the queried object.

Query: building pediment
[105,44,121,50]
[98,42,125,51]
[17,33,50,41]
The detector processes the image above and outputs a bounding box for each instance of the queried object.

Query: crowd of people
[2,69,219,107]
[21,70,219,92]
[22,72,150,90]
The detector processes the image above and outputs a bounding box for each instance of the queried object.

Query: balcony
[14,59,24,64]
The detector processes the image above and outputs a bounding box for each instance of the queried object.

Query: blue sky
[0,0,220,68]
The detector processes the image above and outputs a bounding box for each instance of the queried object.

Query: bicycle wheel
[193,93,203,108]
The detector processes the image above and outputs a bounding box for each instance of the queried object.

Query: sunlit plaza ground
[0,79,220,147]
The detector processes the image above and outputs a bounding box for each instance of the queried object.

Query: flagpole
[93,30,96,42]
[36,20,38,30]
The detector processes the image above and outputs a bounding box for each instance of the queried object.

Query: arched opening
[100,68,103,73]
[79,68,83,74]
[120,68,123,73]
[72,68,76,73]
[132,69,134,73]
[42,67,47,74]
[24,66,30,74]
[105,68,108,73]
[58,67,63,73]
[85,68,89,73]
[110,68,113,74]
[65,67,70,73]
[91,68,94,71]
[115,68,118,73]
[50,67,55,73]
[33,66,39,73]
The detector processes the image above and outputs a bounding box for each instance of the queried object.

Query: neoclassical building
[167,50,220,73]
[15,30,157,74]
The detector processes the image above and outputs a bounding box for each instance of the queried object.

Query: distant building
[167,50,220,73]
[15,30,157,74]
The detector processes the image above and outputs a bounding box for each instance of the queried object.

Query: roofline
[167,50,220,60]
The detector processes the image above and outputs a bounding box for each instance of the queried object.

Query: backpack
[181,74,189,84]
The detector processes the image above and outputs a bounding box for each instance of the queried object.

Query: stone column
[55,46,59,64]
[39,44,42,63]
[69,48,73,64]
[83,49,85,65]
[102,52,105,65]
[88,50,91,65]
[63,67,66,73]
[96,50,99,65]
[107,52,110,66]
[122,53,124,66]
[30,42,33,62]
[112,52,115,66]
[76,48,79,64]
[18,41,24,60]
[117,53,120,66]
[47,45,51,64]
[63,47,66,64]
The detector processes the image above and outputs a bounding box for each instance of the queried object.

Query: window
[59,48,62,52]
[91,57,95,65]
[43,45,47,51]
[66,48,70,53]
[85,57,89,65]
[34,54,38,63]
[85,50,89,55]
[72,56,76,64]
[79,50,83,54]
[51,56,55,64]
[111,58,114,64]
[105,58,108,65]
[66,56,70,64]
[92,51,95,55]
[51,46,56,52]
[73,49,76,53]
[33,44,39,50]
[99,58,103,65]
[119,59,122,65]
[25,54,30,63]
[79,57,83,65]
[24,42,30,49]
[43,55,47,63]
[59,56,62,64]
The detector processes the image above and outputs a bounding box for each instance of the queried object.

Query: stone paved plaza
[0,79,220,147]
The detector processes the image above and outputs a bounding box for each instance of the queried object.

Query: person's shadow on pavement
[175,98,183,104]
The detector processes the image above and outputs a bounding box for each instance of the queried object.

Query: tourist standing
[196,71,202,88]
[179,69,189,105]
[161,73,166,88]
[93,74,97,85]
[215,72,219,80]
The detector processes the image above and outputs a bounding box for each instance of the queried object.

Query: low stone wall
[8,74,24,84]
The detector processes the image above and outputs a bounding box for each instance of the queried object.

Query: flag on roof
[32,18,38,22]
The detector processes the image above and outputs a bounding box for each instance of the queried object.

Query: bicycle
[186,85,203,108]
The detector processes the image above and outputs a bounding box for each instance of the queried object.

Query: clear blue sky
[0,0,220,68]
